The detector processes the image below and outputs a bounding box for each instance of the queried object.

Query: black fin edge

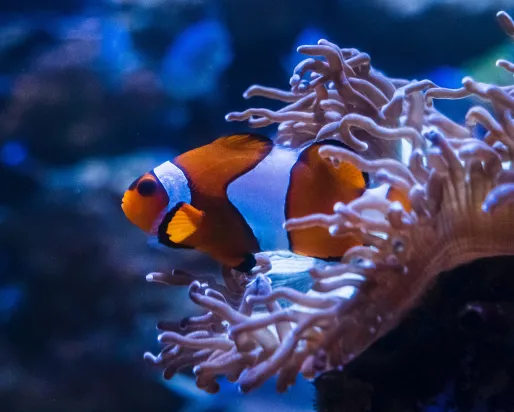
[157,201,194,249]
[233,253,257,273]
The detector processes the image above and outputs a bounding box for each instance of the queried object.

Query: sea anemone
[143,10,514,395]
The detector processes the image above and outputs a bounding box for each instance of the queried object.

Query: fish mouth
[120,196,142,228]
[120,193,166,236]
[121,196,132,215]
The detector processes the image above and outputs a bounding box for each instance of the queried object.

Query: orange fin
[174,133,273,197]
[333,159,367,191]
[156,200,258,272]
[158,202,204,247]
[386,186,412,213]
[286,141,367,259]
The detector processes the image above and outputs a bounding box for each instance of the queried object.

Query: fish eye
[137,179,157,197]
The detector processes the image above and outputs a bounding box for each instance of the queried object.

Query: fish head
[122,171,170,234]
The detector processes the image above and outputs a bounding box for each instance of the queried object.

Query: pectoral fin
[158,202,205,247]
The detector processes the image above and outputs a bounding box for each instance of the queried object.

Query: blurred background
[1,0,514,411]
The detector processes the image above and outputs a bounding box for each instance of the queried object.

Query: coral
[143,10,514,395]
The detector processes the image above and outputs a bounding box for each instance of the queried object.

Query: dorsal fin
[321,139,369,190]
[386,186,412,212]
[173,133,273,197]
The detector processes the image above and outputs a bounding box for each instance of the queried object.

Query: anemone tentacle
[142,10,514,394]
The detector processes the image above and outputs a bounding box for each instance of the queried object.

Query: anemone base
[314,255,514,412]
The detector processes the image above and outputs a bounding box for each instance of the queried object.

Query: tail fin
[285,141,368,260]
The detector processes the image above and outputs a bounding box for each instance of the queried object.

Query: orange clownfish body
[122,133,400,272]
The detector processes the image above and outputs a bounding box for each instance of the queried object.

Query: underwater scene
[3,0,514,411]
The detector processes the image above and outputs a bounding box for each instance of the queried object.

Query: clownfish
[122,133,377,272]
